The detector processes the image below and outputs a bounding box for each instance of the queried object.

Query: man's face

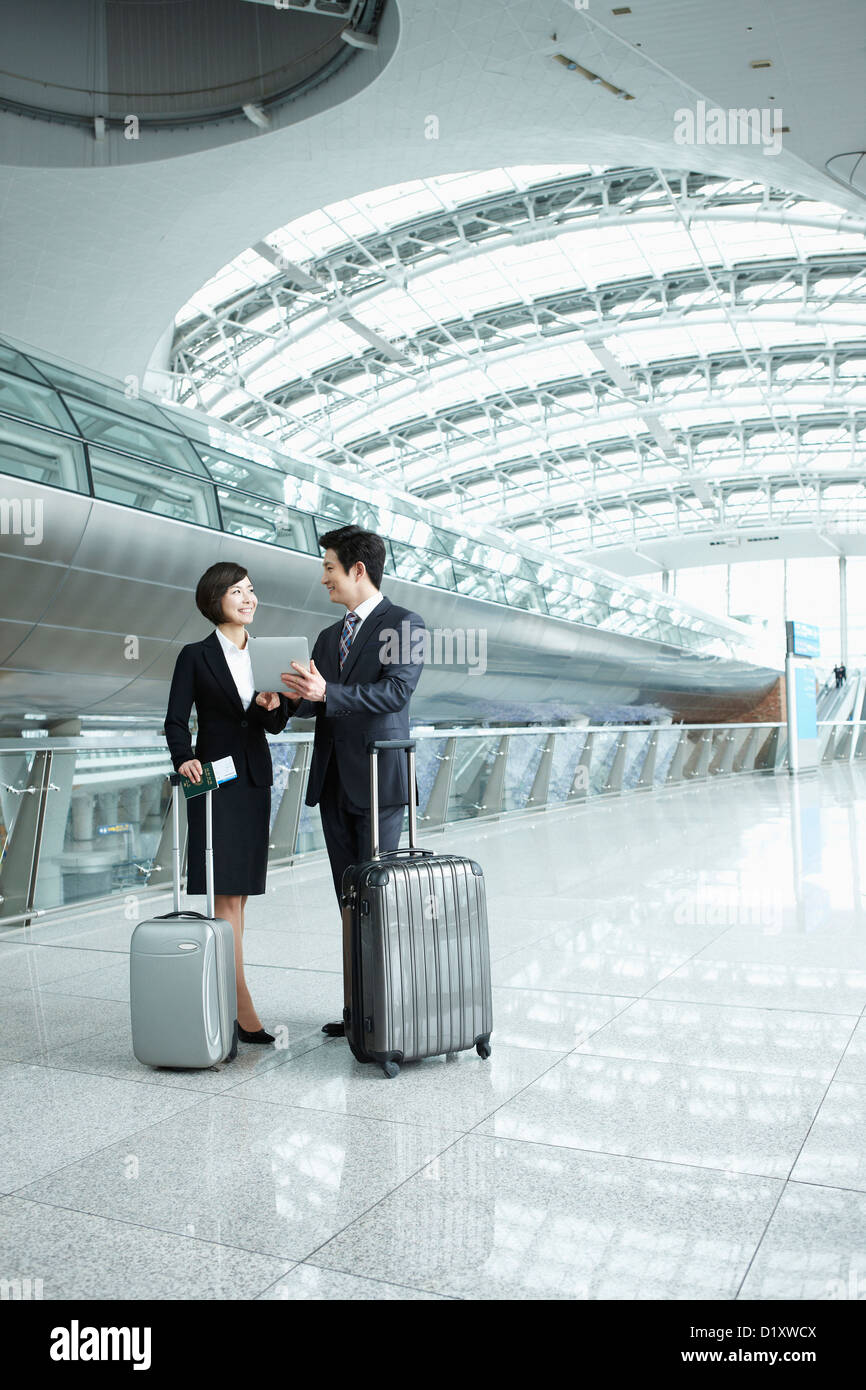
[321,548,358,607]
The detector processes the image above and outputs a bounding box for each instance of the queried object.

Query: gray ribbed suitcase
[341,740,493,1078]
[130,773,238,1069]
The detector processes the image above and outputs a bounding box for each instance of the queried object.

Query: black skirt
[185,769,271,897]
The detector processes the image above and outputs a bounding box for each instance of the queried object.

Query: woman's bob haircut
[195,562,250,626]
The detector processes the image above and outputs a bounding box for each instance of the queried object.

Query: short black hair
[318,525,386,589]
[195,562,249,625]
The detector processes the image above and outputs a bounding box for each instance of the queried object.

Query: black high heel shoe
[237,1024,275,1045]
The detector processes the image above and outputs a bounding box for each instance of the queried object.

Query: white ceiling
[1,0,864,385]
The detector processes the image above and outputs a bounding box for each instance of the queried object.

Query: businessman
[282,524,425,1037]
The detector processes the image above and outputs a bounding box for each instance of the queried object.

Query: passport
[179,756,237,798]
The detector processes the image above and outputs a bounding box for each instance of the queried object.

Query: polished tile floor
[3,765,866,1300]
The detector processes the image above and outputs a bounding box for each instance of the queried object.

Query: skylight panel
[171,164,866,563]
[635,226,703,276]
[790,224,866,256]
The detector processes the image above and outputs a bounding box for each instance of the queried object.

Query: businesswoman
[164,562,289,1045]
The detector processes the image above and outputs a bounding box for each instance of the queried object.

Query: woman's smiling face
[221,574,257,624]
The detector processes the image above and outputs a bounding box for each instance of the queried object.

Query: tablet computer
[247,636,311,695]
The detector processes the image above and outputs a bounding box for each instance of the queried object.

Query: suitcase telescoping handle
[368,740,421,860]
[168,772,215,919]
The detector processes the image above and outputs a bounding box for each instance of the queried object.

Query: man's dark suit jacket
[165,631,290,786]
[291,594,425,809]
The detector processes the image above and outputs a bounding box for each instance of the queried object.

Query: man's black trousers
[318,753,405,901]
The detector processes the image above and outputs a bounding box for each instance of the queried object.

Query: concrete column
[72,795,94,842]
[121,786,142,825]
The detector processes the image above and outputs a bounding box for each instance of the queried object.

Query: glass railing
[3,718,864,927]
[0,332,771,664]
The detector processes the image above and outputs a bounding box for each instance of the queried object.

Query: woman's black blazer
[164,632,290,787]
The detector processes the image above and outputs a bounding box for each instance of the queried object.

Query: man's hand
[255,691,281,711]
[281,658,327,703]
[178,759,203,784]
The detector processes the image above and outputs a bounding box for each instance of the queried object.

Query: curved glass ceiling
[169,165,866,566]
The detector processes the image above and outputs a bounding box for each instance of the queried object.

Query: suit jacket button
[240,720,248,728]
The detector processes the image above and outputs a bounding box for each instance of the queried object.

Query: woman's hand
[178,759,203,784]
[255,692,281,711]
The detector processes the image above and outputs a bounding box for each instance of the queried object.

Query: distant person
[281,525,425,1040]
[841,663,847,684]
[165,563,290,1045]
[835,664,845,688]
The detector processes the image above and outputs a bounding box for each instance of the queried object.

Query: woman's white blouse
[215,628,255,710]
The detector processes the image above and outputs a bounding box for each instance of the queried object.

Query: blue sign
[787,621,820,659]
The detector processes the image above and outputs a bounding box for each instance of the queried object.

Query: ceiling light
[552,54,635,100]
[749,59,772,69]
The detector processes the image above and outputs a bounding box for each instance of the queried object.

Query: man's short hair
[195,561,248,625]
[318,525,386,589]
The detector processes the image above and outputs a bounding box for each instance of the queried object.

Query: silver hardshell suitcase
[341,740,493,1078]
[130,773,238,1068]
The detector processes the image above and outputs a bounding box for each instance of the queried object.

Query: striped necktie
[339,610,360,669]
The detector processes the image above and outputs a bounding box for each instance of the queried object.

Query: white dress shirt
[215,627,255,710]
[322,591,383,710]
[347,590,383,637]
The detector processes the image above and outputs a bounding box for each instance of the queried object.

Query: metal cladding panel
[0,620,38,665]
[39,570,193,640]
[0,484,781,724]
[0,477,91,565]
[71,505,221,588]
[0,669,132,711]
[5,625,168,677]
[2,556,67,622]
[85,676,179,713]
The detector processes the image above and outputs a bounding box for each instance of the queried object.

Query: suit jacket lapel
[338,597,393,684]
[202,631,245,713]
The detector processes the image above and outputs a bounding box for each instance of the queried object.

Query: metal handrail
[3,714,864,928]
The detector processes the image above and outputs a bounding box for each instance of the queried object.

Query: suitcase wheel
[381,1060,400,1079]
[476,1038,492,1060]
